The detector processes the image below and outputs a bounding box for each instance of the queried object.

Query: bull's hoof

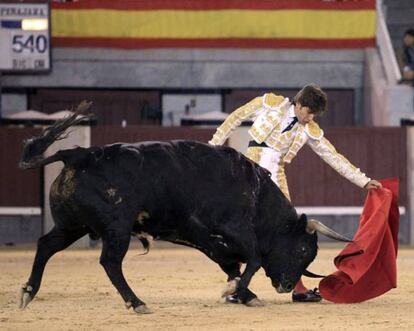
[134,305,153,314]
[245,298,265,307]
[18,284,33,309]
[221,277,240,298]
[224,294,240,304]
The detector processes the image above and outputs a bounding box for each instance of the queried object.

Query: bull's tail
[19,101,93,170]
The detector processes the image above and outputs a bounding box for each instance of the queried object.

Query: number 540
[12,34,48,53]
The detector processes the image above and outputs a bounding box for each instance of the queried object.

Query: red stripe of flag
[52,0,376,11]
[53,37,376,49]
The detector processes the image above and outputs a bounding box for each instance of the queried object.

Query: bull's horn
[303,269,326,278]
[306,219,352,242]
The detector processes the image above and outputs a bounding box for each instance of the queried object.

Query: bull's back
[50,140,274,229]
[135,140,266,196]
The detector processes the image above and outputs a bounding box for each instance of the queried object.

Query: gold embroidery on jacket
[248,95,286,143]
[264,93,285,109]
[321,138,359,172]
[210,97,262,145]
[276,159,291,201]
[245,147,263,164]
[305,120,324,140]
[283,125,306,163]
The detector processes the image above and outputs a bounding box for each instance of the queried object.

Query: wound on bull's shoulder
[51,167,76,199]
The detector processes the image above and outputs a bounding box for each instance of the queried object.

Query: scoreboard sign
[0,3,50,72]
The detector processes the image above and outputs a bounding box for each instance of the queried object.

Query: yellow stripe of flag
[52,9,376,39]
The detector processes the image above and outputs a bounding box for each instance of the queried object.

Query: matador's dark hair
[294,84,327,115]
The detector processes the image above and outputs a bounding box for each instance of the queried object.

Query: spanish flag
[52,0,376,49]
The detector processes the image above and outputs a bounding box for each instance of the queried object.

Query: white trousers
[245,146,291,201]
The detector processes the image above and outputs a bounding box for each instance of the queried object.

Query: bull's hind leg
[100,228,152,314]
[19,226,88,309]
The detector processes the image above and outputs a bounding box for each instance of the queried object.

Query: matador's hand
[364,179,382,190]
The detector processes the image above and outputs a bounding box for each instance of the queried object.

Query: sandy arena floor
[0,244,413,331]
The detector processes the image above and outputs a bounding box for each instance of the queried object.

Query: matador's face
[294,103,316,125]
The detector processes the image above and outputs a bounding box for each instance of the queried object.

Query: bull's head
[262,214,351,293]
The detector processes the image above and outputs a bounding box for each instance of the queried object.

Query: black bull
[18,103,350,314]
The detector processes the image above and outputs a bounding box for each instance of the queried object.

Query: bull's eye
[298,246,307,253]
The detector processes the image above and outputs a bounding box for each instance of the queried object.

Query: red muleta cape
[319,178,400,303]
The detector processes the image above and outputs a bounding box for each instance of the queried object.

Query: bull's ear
[297,213,309,232]
[299,213,307,222]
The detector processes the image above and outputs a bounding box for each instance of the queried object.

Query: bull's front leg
[219,262,261,306]
[216,233,264,306]
[235,259,263,306]
[221,259,263,307]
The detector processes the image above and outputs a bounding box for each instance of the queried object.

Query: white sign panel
[0,3,50,71]
[162,94,222,126]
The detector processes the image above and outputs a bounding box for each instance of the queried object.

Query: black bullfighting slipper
[292,288,322,303]
[225,294,240,304]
